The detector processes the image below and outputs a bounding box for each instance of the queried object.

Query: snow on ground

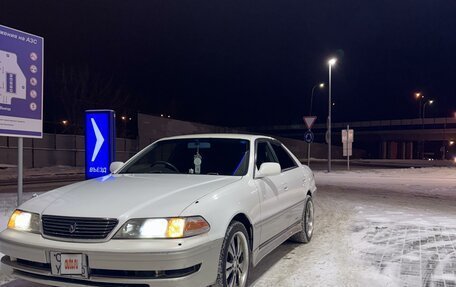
[314,167,456,199]
[251,167,456,287]
[1,167,456,286]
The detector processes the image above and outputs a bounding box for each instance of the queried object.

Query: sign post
[303,116,317,166]
[85,110,116,179]
[342,125,354,170]
[0,25,44,206]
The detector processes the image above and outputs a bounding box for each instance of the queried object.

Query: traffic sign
[343,144,353,157]
[0,25,44,138]
[304,130,314,143]
[85,110,116,179]
[303,116,317,130]
[342,129,354,143]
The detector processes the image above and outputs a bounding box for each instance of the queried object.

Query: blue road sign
[0,25,44,138]
[304,130,314,143]
[85,110,116,179]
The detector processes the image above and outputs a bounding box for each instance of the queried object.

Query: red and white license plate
[50,252,88,278]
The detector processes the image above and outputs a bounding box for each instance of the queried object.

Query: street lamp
[120,115,130,138]
[307,82,325,167]
[420,99,434,159]
[414,92,425,118]
[422,100,434,119]
[327,58,337,172]
[309,82,325,116]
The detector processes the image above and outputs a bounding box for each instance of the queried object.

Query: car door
[269,141,306,229]
[254,140,290,246]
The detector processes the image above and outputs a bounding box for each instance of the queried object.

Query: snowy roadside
[314,168,456,287]
[0,166,83,182]
[314,167,456,199]
[252,168,456,287]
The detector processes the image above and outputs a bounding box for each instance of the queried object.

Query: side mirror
[256,162,281,178]
[110,161,124,173]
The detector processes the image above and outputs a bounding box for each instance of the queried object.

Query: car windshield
[120,138,250,176]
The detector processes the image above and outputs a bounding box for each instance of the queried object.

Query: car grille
[42,215,118,240]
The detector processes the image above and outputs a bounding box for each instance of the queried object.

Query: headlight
[7,210,40,233]
[114,216,210,239]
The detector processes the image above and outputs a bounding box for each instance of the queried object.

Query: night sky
[1,0,456,127]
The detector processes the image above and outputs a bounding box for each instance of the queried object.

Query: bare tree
[54,65,136,133]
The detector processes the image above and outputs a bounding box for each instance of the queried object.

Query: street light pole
[422,100,433,119]
[415,92,424,118]
[307,82,324,167]
[309,83,324,116]
[421,99,434,159]
[327,58,337,172]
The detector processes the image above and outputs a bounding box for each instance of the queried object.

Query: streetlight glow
[450,141,455,146]
[61,120,68,125]
[121,116,127,121]
[319,83,325,88]
[328,58,337,66]
[429,100,434,104]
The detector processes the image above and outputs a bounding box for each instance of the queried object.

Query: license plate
[50,252,88,278]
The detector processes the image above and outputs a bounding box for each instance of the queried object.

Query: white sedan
[0,134,316,287]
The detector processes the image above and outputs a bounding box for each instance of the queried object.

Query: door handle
[283,185,289,191]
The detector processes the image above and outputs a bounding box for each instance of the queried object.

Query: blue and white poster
[0,25,44,138]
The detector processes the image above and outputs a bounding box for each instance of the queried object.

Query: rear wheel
[290,195,314,243]
[215,221,250,287]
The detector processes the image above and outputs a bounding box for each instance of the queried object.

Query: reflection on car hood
[20,174,241,220]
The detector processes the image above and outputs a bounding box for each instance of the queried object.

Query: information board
[0,25,44,138]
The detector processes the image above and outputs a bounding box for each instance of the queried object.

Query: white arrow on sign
[303,116,317,130]
[90,118,105,162]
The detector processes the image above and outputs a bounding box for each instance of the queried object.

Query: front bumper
[0,229,223,287]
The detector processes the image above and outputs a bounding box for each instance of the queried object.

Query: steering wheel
[150,161,180,173]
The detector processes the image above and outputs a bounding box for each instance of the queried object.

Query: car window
[120,138,250,176]
[270,142,298,171]
[256,141,277,169]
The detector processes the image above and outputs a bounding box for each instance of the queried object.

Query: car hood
[20,174,241,221]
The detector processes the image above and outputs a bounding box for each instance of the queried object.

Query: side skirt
[251,220,303,267]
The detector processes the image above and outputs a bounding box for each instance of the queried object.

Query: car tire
[290,195,314,243]
[214,221,251,287]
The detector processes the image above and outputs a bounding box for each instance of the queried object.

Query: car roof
[159,133,276,142]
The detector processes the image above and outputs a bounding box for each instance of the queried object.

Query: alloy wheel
[225,231,249,287]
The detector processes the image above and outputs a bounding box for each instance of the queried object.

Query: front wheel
[290,195,314,243]
[215,221,250,287]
